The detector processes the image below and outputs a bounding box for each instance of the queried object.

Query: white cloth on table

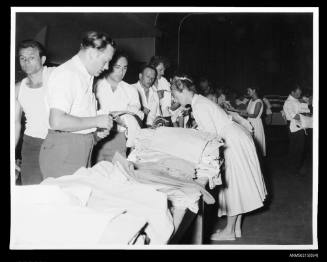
[41,161,174,244]
[192,94,267,217]
[11,185,129,248]
[149,127,218,164]
[129,127,224,189]
[246,99,266,156]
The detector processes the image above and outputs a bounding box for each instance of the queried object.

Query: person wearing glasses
[39,31,115,179]
[93,51,143,162]
[15,40,55,184]
[170,73,267,241]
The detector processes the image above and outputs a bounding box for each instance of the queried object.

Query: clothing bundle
[128,127,224,190]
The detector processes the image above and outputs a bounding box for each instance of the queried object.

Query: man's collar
[72,55,93,82]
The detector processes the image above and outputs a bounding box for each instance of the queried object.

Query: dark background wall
[15,12,313,95]
[156,13,313,95]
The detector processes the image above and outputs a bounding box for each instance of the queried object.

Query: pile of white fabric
[128,127,224,189]
[11,160,175,248]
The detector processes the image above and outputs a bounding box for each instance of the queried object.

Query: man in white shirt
[149,56,173,126]
[133,65,161,127]
[283,85,310,174]
[15,40,55,185]
[39,31,116,179]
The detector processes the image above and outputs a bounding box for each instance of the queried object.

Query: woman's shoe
[210,230,236,241]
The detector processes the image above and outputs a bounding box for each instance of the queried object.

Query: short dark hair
[81,31,116,51]
[289,83,302,94]
[107,50,129,75]
[140,64,157,78]
[149,55,170,69]
[17,39,46,58]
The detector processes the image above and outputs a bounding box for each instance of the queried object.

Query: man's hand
[143,107,150,115]
[294,114,301,121]
[96,115,113,130]
[96,129,110,139]
[114,116,127,128]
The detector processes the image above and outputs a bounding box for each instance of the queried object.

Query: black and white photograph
[10,6,318,252]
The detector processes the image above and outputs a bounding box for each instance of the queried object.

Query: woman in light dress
[170,74,267,241]
[237,87,266,157]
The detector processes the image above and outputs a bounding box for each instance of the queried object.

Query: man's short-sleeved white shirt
[46,55,96,134]
[155,76,172,117]
[283,95,310,133]
[133,81,160,125]
[96,79,142,132]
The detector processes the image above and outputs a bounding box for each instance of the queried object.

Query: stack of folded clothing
[128,127,224,189]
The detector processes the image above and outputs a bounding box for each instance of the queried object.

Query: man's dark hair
[17,39,46,58]
[140,64,157,79]
[81,31,116,51]
[148,55,170,69]
[289,83,302,94]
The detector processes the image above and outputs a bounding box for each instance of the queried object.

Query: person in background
[171,73,267,241]
[15,40,55,184]
[236,87,266,157]
[39,31,115,179]
[149,56,173,126]
[283,84,310,175]
[262,95,273,126]
[93,51,143,162]
[198,77,218,103]
[300,87,313,165]
[132,65,161,127]
[235,92,249,111]
[301,88,313,114]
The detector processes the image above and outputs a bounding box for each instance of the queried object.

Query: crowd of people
[14,30,313,242]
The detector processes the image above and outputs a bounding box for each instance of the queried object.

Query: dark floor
[206,125,314,245]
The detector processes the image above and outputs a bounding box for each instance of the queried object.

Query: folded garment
[113,153,215,206]
[300,114,313,129]
[149,127,218,164]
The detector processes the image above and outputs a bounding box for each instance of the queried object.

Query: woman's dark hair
[149,55,170,69]
[17,39,46,58]
[107,51,129,75]
[80,31,116,51]
[171,73,197,93]
[248,86,262,98]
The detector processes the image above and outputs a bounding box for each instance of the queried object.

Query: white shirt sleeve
[47,71,77,113]
[283,100,297,120]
